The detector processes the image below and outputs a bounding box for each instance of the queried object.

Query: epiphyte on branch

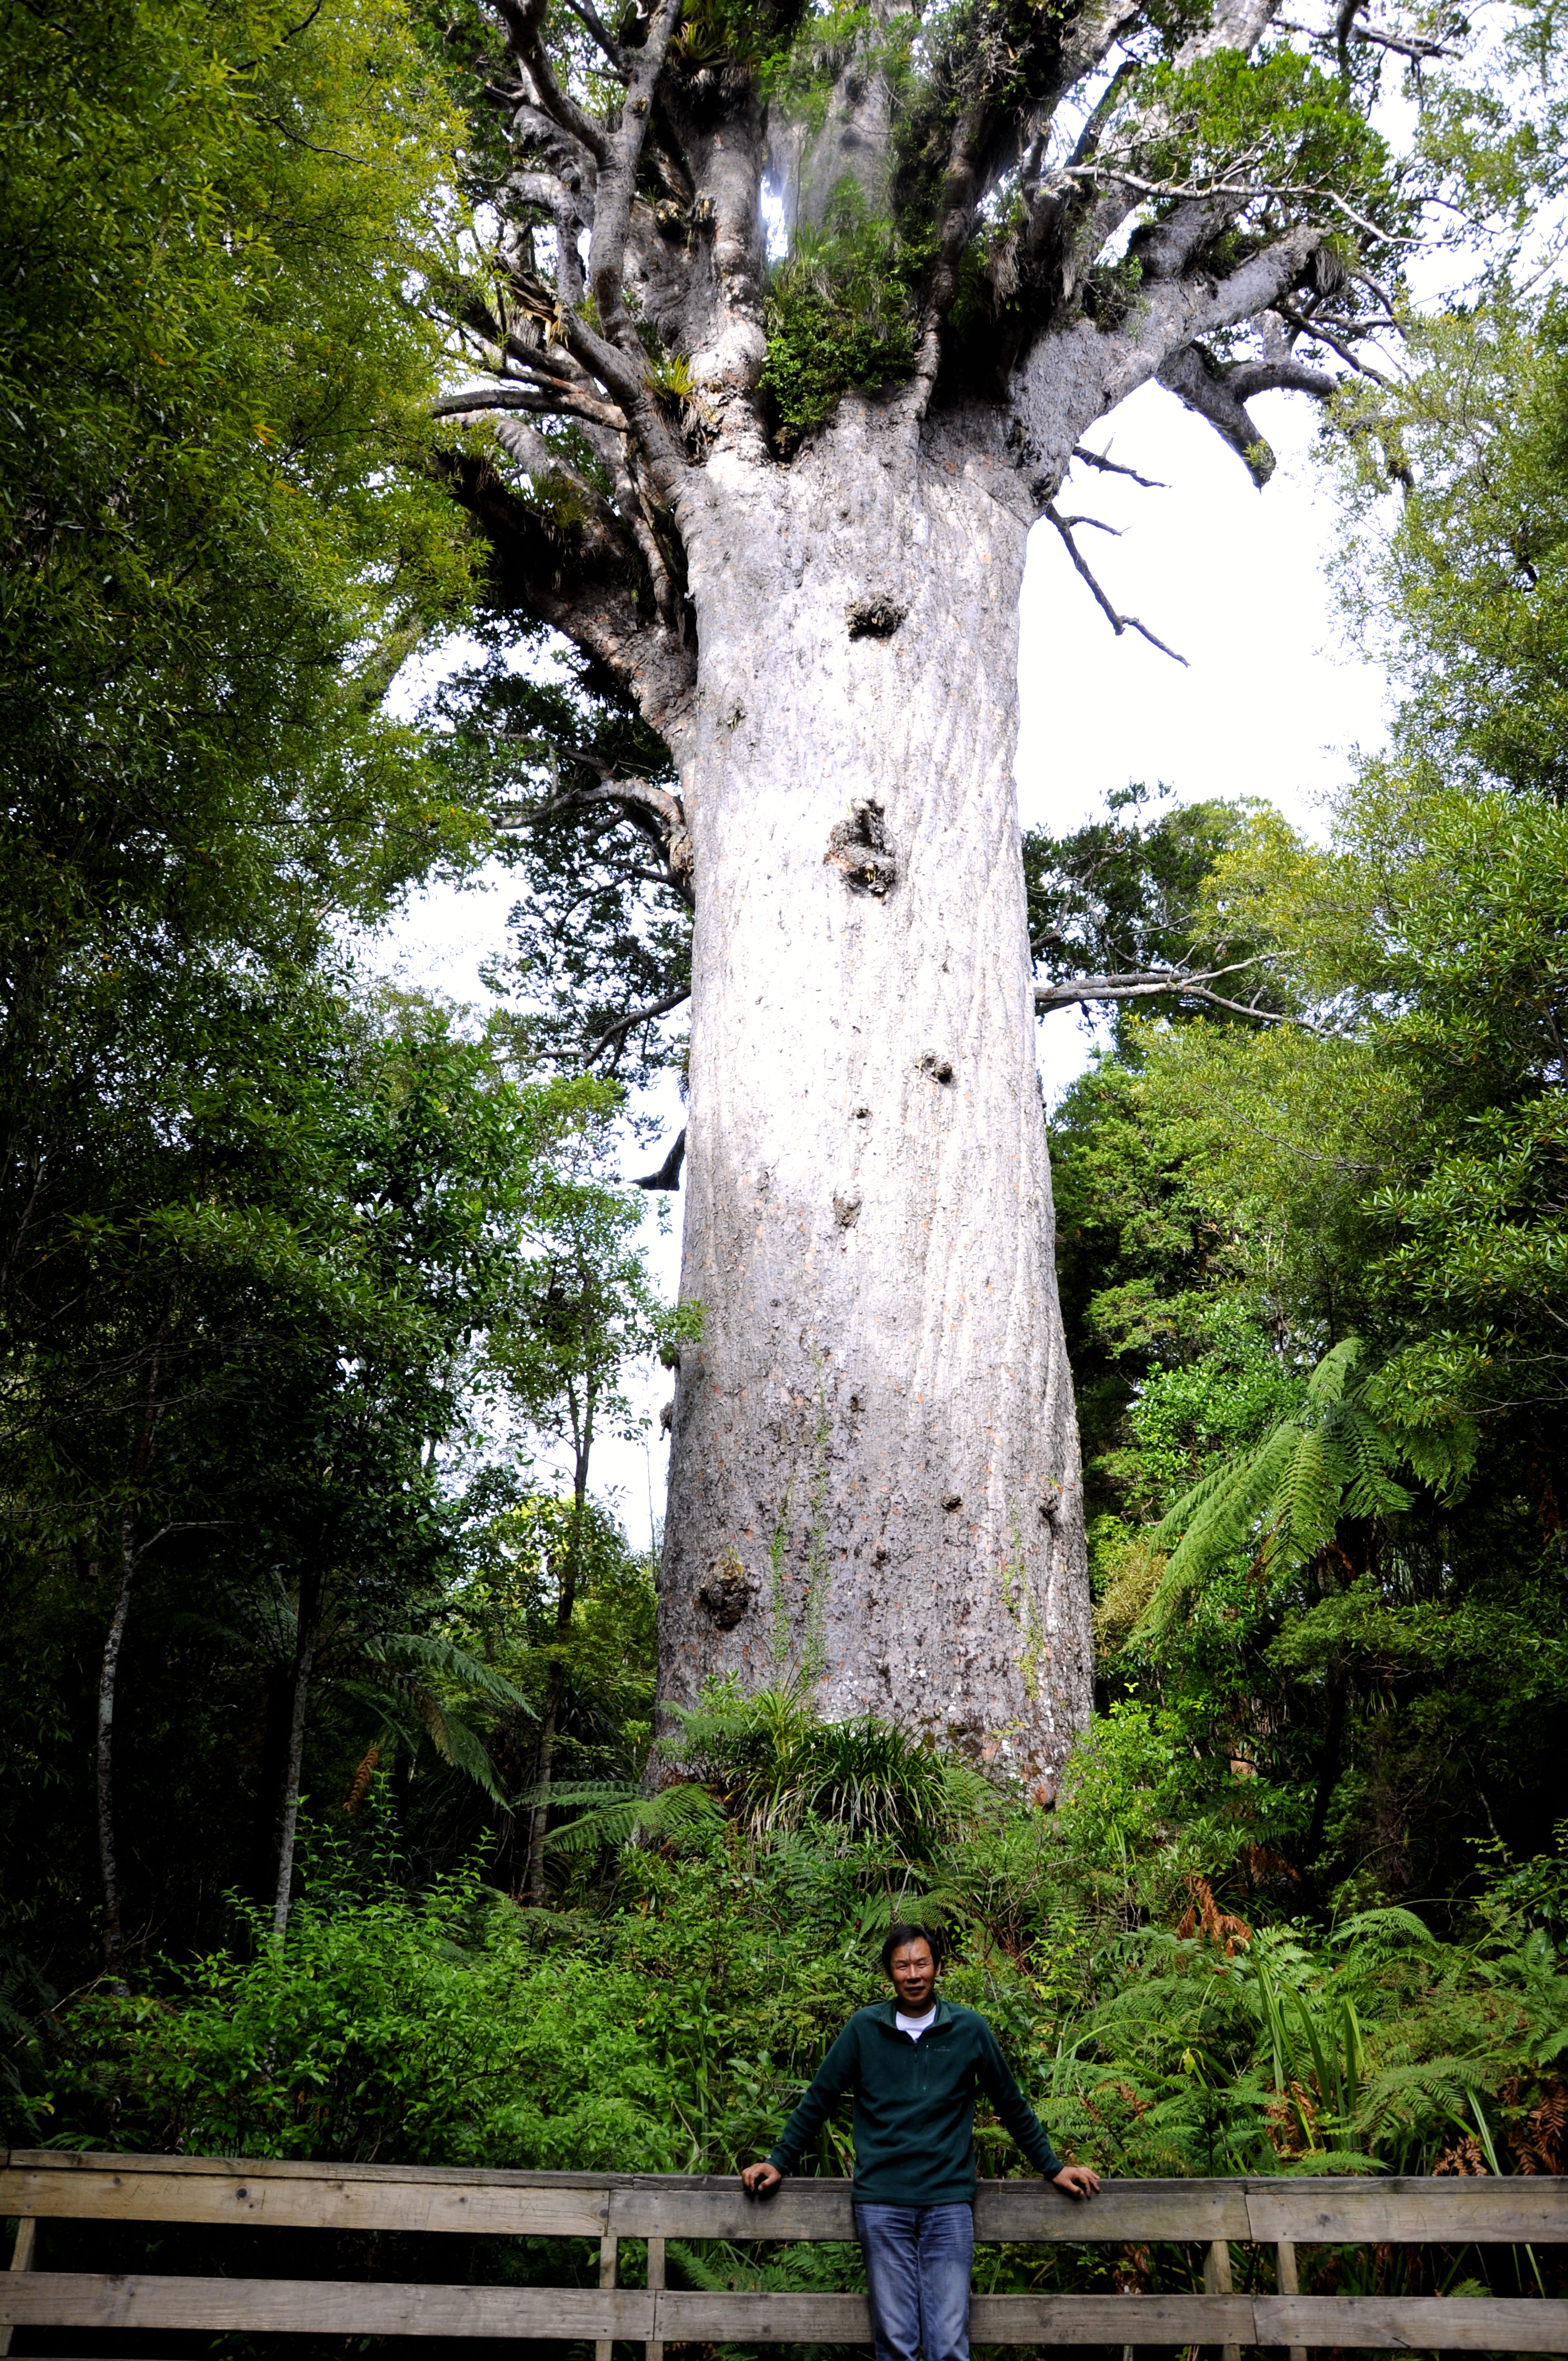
[825,798,898,897]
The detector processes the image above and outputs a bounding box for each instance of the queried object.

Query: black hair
[880,1921,945,1975]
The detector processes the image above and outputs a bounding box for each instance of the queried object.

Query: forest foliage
[2,0,1567,2315]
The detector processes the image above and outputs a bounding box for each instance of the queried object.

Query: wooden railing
[3,2148,1568,2352]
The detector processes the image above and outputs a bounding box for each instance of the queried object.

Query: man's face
[889,1938,937,2012]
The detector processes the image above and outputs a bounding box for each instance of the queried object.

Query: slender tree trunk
[96,1341,164,1982]
[272,1570,323,1938]
[96,1510,139,1986]
[251,1665,296,1903]
[657,404,1091,1792]
[525,1385,596,1900]
[524,1671,563,1903]
[1305,1661,1350,1869]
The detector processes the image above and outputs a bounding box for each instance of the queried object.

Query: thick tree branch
[585,984,692,1067]
[438,450,696,746]
[494,0,610,164]
[635,1128,687,1189]
[1157,341,1335,485]
[587,0,684,357]
[543,776,694,905]
[436,380,631,432]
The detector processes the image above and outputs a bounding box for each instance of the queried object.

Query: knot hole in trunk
[846,595,907,639]
[825,799,898,899]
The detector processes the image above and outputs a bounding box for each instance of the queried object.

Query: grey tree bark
[438,0,1415,1786]
[655,407,1087,1786]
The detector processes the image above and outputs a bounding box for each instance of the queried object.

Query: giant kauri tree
[434,0,1436,1786]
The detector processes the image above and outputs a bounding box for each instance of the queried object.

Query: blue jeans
[854,2202,973,2361]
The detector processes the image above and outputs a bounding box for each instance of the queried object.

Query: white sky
[373,375,1391,1547]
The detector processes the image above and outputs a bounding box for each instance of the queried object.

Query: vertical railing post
[1204,2237,1240,2361]
[646,2234,665,2361]
[1,2215,37,2359]
[1275,2237,1306,2361]
[596,2233,618,2361]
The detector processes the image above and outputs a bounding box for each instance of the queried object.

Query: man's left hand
[1051,2165,1101,2199]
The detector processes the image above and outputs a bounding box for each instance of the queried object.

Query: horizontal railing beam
[7,2156,1568,2243]
[0,2272,655,2340]
[0,2164,608,2241]
[8,2274,1568,2349]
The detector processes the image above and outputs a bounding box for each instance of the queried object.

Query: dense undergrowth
[19,1686,1568,2202]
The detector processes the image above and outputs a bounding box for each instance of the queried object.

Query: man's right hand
[741,2161,782,2195]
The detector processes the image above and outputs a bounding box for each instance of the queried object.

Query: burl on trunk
[437,0,1397,1779]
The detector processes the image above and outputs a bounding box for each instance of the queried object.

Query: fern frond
[1140,1425,1303,1633]
[1334,1905,1438,1953]
[365,1633,533,1715]
[1306,1336,1362,1406]
[1265,1423,1340,1574]
[1330,1406,1411,1518]
[1151,1451,1259,1549]
[537,1779,725,1854]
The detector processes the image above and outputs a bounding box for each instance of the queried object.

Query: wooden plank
[1205,2235,1240,2361]
[1275,2237,1305,2361]
[15,2271,1568,2350]
[3,2151,621,2193]
[974,2179,1251,2244]
[973,2295,1258,2344]
[1257,2295,1568,2351]
[645,2234,664,2361]
[595,2232,617,2361]
[0,2272,654,2339]
[611,2184,857,2240]
[1247,2179,1568,2245]
[15,2156,1568,2253]
[0,2215,35,2361]
[613,2178,1251,2243]
[654,2293,1261,2344]
[0,2167,607,2240]
[655,2291,872,2341]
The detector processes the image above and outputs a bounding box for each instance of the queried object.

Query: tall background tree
[424,0,1468,1783]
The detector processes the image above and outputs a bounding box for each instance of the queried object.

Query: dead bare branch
[1046,505,1188,665]
[1072,445,1168,488]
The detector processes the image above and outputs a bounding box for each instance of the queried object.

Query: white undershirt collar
[895,2003,938,2039]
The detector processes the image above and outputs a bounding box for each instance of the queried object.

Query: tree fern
[1135,1337,1470,1642]
[346,1639,534,1806]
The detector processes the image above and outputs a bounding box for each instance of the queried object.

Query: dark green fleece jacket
[765,1998,1063,2205]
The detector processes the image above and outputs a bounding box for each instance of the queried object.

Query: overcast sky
[373,376,1392,1545]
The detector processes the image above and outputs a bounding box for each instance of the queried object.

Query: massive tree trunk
[435,0,1400,1783]
[659,404,1089,1783]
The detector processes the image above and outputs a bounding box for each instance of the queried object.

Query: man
[740,1924,1099,2361]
